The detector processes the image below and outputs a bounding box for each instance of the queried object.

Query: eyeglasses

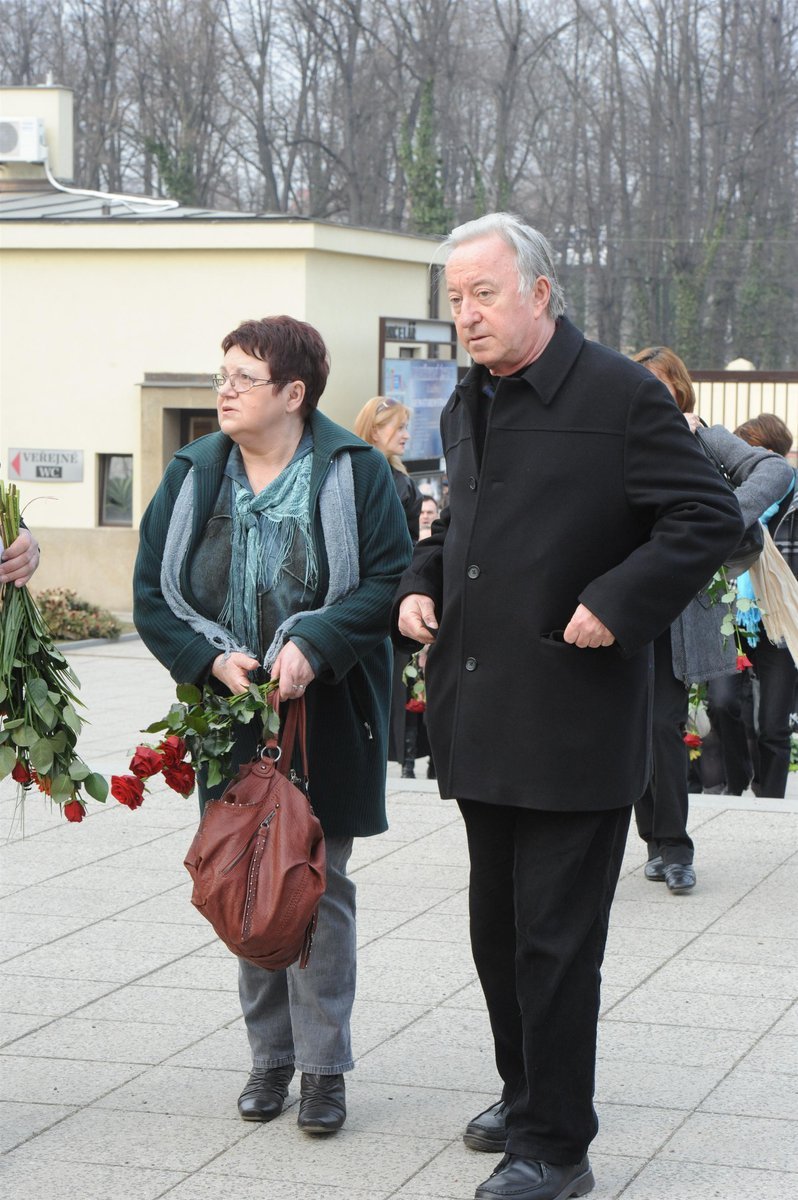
[211,371,284,393]
[375,398,400,414]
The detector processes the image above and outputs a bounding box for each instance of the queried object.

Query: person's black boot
[237,1065,294,1121]
[402,719,418,778]
[297,1072,346,1133]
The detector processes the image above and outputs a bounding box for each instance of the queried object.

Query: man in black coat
[395,213,743,1200]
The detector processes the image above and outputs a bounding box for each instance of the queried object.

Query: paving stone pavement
[1,636,797,1199]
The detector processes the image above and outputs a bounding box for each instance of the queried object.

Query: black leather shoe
[237,1064,294,1121]
[644,855,665,881]
[664,863,696,893]
[464,1100,509,1151]
[475,1154,594,1200]
[297,1072,346,1133]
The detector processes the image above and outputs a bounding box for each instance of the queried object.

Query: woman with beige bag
[733,414,798,797]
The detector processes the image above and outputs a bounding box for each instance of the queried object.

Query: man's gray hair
[442,212,565,319]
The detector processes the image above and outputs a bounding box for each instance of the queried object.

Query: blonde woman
[354,397,423,540]
[355,396,426,775]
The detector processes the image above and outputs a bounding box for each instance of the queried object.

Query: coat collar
[453,314,586,409]
[174,408,366,472]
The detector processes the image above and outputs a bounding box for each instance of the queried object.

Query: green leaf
[61,704,82,734]
[11,725,39,747]
[0,681,6,703]
[68,761,91,781]
[143,719,170,734]
[48,730,68,754]
[2,718,24,730]
[206,759,223,788]
[721,591,737,604]
[176,683,202,705]
[0,744,18,778]
[83,772,108,802]
[49,773,74,799]
[29,738,54,775]
[26,677,49,709]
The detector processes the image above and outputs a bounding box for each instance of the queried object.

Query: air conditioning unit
[0,116,47,164]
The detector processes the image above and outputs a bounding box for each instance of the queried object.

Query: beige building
[0,86,445,610]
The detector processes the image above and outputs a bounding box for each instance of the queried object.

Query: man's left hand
[0,529,40,588]
[563,603,616,648]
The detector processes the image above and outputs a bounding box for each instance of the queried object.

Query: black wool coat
[393,317,743,811]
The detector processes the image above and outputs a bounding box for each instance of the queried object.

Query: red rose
[111,773,146,810]
[736,654,753,671]
[158,735,187,770]
[683,732,702,749]
[405,698,426,712]
[163,761,196,797]
[128,744,164,779]
[63,799,85,823]
[11,760,32,785]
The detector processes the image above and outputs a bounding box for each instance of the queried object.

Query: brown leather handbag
[184,697,326,970]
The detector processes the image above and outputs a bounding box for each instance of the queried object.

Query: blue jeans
[238,835,356,1074]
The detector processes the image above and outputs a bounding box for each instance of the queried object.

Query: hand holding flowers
[0,481,108,821]
[114,679,280,807]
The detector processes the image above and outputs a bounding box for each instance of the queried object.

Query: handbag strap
[695,427,734,486]
[268,694,309,781]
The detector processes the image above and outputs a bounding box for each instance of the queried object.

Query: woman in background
[631,347,793,891]
[720,414,797,798]
[354,397,426,776]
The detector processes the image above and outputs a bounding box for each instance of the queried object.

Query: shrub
[34,588,122,642]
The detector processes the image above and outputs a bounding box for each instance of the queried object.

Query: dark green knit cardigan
[133,410,412,838]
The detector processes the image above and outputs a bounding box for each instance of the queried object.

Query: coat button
[465,657,478,671]
[467,565,481,579]
[468,476,477,490]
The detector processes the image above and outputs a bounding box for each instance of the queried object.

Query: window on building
[99,454,133,526]
[181,410,218,444]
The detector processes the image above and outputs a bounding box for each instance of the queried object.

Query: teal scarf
[218,453,317,660]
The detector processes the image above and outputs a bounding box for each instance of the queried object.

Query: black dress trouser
[633,629,695,865]
[457,797,631,1164]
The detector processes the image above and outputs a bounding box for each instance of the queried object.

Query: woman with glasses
[354,396,429,777]
[134,316,411,1133]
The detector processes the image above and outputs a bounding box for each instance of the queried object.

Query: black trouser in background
[747,639,797,798]
[457,797,631,1165]
[633,629,694,865]
[706,670,755,794]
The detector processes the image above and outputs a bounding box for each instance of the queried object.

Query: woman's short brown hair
[632,346,696,414]
[221,316,330,416]
[734,414,794,458]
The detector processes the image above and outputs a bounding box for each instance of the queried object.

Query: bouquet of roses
[113,679,280,808]
[0,481,108,822]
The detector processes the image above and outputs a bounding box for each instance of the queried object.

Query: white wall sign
[7,449,84,482]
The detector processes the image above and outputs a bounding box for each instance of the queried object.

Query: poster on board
[381,358,457,460]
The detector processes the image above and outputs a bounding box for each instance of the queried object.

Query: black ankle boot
[402,719,417,778]
[237,1064,294,1121]
[297,1072,346,1133]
